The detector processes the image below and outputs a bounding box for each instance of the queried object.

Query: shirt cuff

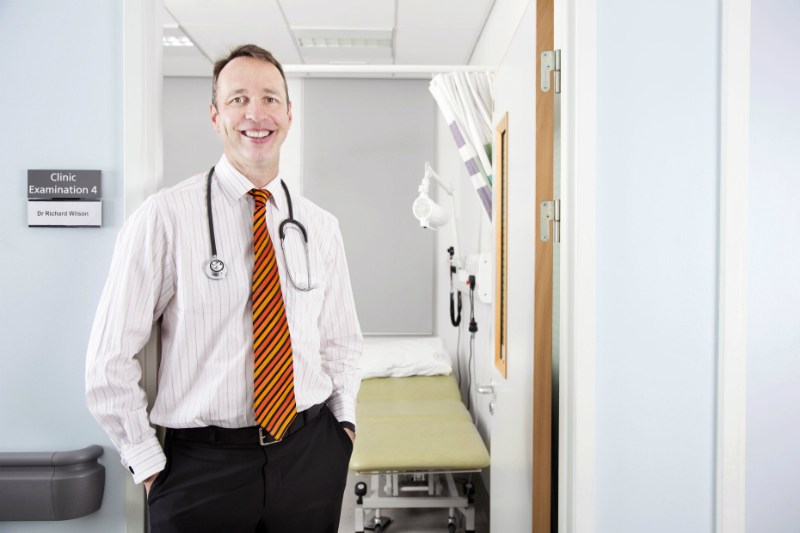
[339,421,356,433]
[327,394,356,428]
[120,434,166,484]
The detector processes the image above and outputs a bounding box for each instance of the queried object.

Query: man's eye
[231,97,245,104]
[266,97,276,103]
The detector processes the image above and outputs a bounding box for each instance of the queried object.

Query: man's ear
[286,101,293,129]
[210,103,221,133]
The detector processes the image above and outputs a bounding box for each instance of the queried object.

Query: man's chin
[232,148,277,167]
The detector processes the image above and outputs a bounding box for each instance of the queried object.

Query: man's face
[211,56,292,174]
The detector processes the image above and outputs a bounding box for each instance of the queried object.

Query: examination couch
[349,338,490,533]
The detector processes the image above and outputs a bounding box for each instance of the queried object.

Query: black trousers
[147,405,353,533]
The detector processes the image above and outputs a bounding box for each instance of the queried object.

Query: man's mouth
[242,130,273,139]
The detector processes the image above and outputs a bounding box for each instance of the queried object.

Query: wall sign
[28,200,102,227]
[27,169,102,227]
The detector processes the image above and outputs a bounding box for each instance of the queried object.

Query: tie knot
[248,188,271,207]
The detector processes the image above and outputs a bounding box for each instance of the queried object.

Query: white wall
[469,0,531,66]
[595,1,719,531]
[432,103,494,439]
[302,78,435,335]
[0,1,127,532]
[431,0,538,520]
[746,1,800,531]
[162,77,222,186]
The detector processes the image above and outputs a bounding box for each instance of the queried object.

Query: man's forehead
[217,58,285,95]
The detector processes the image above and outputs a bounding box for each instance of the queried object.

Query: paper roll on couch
[0,445,105,521]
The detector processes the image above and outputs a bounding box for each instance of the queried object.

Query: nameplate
[28,200,102,228]
[28,170,102,199]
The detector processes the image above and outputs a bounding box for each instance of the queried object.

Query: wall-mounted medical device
[412,162,491,305]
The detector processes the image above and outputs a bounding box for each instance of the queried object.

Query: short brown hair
[212,44,290,109]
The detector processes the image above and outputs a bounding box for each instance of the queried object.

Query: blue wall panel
[0,1,126,531]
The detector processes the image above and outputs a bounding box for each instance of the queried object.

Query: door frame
[716,1,751,532]
[123,0,164,531]
[555,0,597,531]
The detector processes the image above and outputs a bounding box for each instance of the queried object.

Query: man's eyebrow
[226,88,282,98]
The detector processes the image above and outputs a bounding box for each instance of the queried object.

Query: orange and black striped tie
[248,188,297,441]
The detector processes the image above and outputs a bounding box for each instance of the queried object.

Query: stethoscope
[204,166,315,291]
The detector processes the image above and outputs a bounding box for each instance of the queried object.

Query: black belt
[170,403,326,446]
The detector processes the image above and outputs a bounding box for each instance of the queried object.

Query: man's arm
[318,223,362,429]
[85,197,175,484]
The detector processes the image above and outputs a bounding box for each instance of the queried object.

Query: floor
[338,470,489,533]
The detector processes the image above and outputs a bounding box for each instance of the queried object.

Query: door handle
[476,381,494,395]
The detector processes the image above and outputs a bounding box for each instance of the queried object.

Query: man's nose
[244,101,272,123]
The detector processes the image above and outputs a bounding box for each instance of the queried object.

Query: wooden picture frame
[494,112,509,379]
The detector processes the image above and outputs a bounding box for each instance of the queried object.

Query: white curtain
[429,71,493,221]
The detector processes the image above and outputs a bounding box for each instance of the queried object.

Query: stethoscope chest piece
[205,255,228,280]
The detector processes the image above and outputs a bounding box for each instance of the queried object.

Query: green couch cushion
[357,374,461,402]
[356,398,472,422]
[349,418,491,472]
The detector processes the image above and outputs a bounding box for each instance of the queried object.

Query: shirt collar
[214,154,287,213]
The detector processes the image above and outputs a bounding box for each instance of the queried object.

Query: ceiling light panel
[294,28,392,47]
[162,24,209,71]
[293,28,393,61]
[279,0,394,29]
[163,36,194,46]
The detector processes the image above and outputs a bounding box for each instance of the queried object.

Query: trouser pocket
[147,430,173,505]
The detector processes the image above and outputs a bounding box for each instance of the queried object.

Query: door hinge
[540,199,560,243]
[541,50,561,93]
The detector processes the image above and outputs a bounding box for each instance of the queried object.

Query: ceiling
[163,0,496,76]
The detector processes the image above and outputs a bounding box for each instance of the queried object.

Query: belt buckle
[258,427,280,446]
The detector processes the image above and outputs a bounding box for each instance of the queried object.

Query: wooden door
[534,0,555,531]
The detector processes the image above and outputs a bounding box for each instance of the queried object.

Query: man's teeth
[244,131,272,138]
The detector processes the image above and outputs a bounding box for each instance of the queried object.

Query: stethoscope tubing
[205,166,315,291]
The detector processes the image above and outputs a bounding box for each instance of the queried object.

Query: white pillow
[359,336,453,379]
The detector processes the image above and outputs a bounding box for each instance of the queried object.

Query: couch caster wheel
[367,516,390,532]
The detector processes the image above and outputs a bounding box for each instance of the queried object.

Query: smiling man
[86,45,362,533]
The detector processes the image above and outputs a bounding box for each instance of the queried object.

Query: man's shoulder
[127,173,206,226]
[157,172,207,200]
[146,173,207,212]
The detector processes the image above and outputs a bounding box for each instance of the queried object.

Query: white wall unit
[746,1,800,531]
[595,1,720,531]
[483,3,538,530]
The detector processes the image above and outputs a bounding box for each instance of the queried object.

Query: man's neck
[226,153,279,189]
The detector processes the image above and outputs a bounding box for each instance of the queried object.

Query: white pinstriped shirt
[85,155,363,484]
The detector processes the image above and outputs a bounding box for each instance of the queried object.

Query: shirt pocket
[284,272,324,334]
